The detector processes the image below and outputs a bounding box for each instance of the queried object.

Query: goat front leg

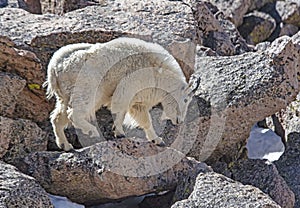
[113,111,126,138]
[129,104,165,146]
[69,109,104,147]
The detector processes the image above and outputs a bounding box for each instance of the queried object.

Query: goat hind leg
[51,106,73,151]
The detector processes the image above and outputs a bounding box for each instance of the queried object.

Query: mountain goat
[44,37,192,151]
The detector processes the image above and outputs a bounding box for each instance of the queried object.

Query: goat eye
[184,99,188,103]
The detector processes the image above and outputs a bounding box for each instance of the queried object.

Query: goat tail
[42,67,58,100]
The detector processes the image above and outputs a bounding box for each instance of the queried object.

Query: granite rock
[0,161,54,208]
[208,0,252,26]
[275,116,300,208]
[39,0,101,15]
[171,172,281,208]
[0,36,53,122]
[190,1,252,55]
[188,33,300,163]
[19,138,210,205]
[0,72,26,117]
[0,116,47,165]
[276,0,300,27]
[215,159,295,208]
[18,0,42,14]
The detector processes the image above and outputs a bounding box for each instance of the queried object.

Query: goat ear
[183,83,193,96]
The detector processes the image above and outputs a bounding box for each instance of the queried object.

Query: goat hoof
[157,141,166,147]
[116,134,125,139]
[151,139,166,147]
[60,143,74,152]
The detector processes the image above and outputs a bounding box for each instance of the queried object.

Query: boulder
[0,72,26,117]
[275,116,300,208]
[208,0,252,26]
[188,33,300,163]
[0,36,53,122]
[19,138,211,205]
[248,0,276,11]
[39,0,101,15]
[279,23,299,37]
[238,11,276,45]
[18,0,42,14]
[0,116,47,165]
[171,172,281,208]
[0,2,196,67]
[213,159,295,208]
[0,161,54,208]
[190,1,252,55]
[276,1,300,27]
[0,36,43,85]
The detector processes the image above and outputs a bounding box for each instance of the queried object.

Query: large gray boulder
[189,1,252,55]
[213,159,295,208]
[0,72,26,117]
[275,116,300,207]
[171,172,281,208]
[19,138,211,205]
[0,1,196,66]
[0,116,47,165]
[0,161,54,208]
[208,0,252,26]
[188,33,300,163]
[0,36,53,122]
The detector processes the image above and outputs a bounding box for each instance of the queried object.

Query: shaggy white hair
[44,37,192,151]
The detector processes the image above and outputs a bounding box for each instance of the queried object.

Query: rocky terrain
[0,0,300,207]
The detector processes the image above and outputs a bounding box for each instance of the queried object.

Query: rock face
[215,159,295,208]
[189,33,300,163]
[0,116,47,165]
[0,2,196,65]
[0,161,54,208]
[191,1,252,56]
[39,0,100,15]
[275,116,300,207]
[171,172,281,208]
[209,0,252,26]
[0,36,53,122]
[0,72,26,117]
[276,1,300,27]
[19,138,211,205]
